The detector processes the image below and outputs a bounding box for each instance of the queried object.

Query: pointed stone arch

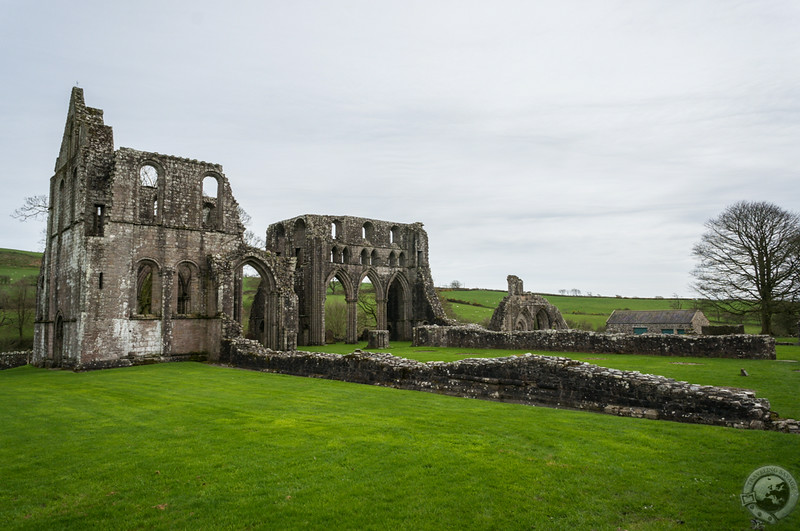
[515,307,533,331]
[356,268,384,340]
[324,267,357,344]
[534,308,551,330]
[386,272,412,341]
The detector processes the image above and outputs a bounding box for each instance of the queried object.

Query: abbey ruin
[33,88,521,369]
[18,89,796,433]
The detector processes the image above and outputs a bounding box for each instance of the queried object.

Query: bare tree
[692,201,800,334]
[11,195,49,222]
[357,293,378,331]
[449,280,463,289]
[325,301,347,342]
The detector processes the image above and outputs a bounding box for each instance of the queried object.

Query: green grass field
[1,361,798,529]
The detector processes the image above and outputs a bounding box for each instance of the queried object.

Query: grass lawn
[1,362,798,529]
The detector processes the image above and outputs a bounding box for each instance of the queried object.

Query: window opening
[140,164,158,187]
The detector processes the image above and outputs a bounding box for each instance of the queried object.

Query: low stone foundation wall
[413,325,775,360]
[32,353,208,371]
[0,350,31,370]
[221,338,798,433]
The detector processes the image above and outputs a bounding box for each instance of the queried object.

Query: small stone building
[606,309,710,335]
[488,275,568,331]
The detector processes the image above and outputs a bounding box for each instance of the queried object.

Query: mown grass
[1,362,798,530]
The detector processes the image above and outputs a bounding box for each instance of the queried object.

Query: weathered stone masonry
[33,88,299,369]
[32,89,445,369]
[413,325,776,359]
[266,215,448,346]
[221,338,798,433]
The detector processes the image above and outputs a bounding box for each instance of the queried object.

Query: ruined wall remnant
[488,275,568,331]
[413,325,776,359]
[220,338,797,433]
[265,215,448,346]
[0,351,31,370]
[32,89,297,369]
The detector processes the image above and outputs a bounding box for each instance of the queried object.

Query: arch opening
[324,272,350,344]
[233,260,278,349]
[387,275,410,341]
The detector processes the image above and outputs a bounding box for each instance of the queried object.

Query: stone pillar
[346,297,358,344]
[367,330,390,349]
[376,297,387,331]
[161,267,174,355]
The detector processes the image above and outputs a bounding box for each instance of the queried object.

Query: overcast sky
[2,1,800,297]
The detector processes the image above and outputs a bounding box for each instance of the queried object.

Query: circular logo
[741,466,798,524]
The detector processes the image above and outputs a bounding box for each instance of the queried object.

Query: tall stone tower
[33,88,297,368]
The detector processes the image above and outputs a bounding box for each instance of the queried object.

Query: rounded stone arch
[138,159,164,224]
[385,271,412,341]
[232,255,279,348]
[292,218,307,263]
[139,159,165,187]
[174,260,202,315]
[201,171,223,230]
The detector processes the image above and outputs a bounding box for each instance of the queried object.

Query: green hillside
[0,248,41,282]
[437,288,765,334]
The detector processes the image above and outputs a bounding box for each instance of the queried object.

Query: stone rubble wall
[221,338,799,433]
[0,351,32,370]
[413,325,776,360]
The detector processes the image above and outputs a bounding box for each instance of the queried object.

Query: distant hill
[436,288,760,334]
[0,248,42,268]
[0,248,42,283]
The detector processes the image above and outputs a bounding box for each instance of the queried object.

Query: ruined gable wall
[34,88,116,367]
[488,276,568,331]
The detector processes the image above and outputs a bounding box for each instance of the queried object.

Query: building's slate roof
[606,309,702,325]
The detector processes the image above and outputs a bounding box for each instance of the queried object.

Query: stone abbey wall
[265,215,447,346]
[220,337,798,433]
[413,325,776,359]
